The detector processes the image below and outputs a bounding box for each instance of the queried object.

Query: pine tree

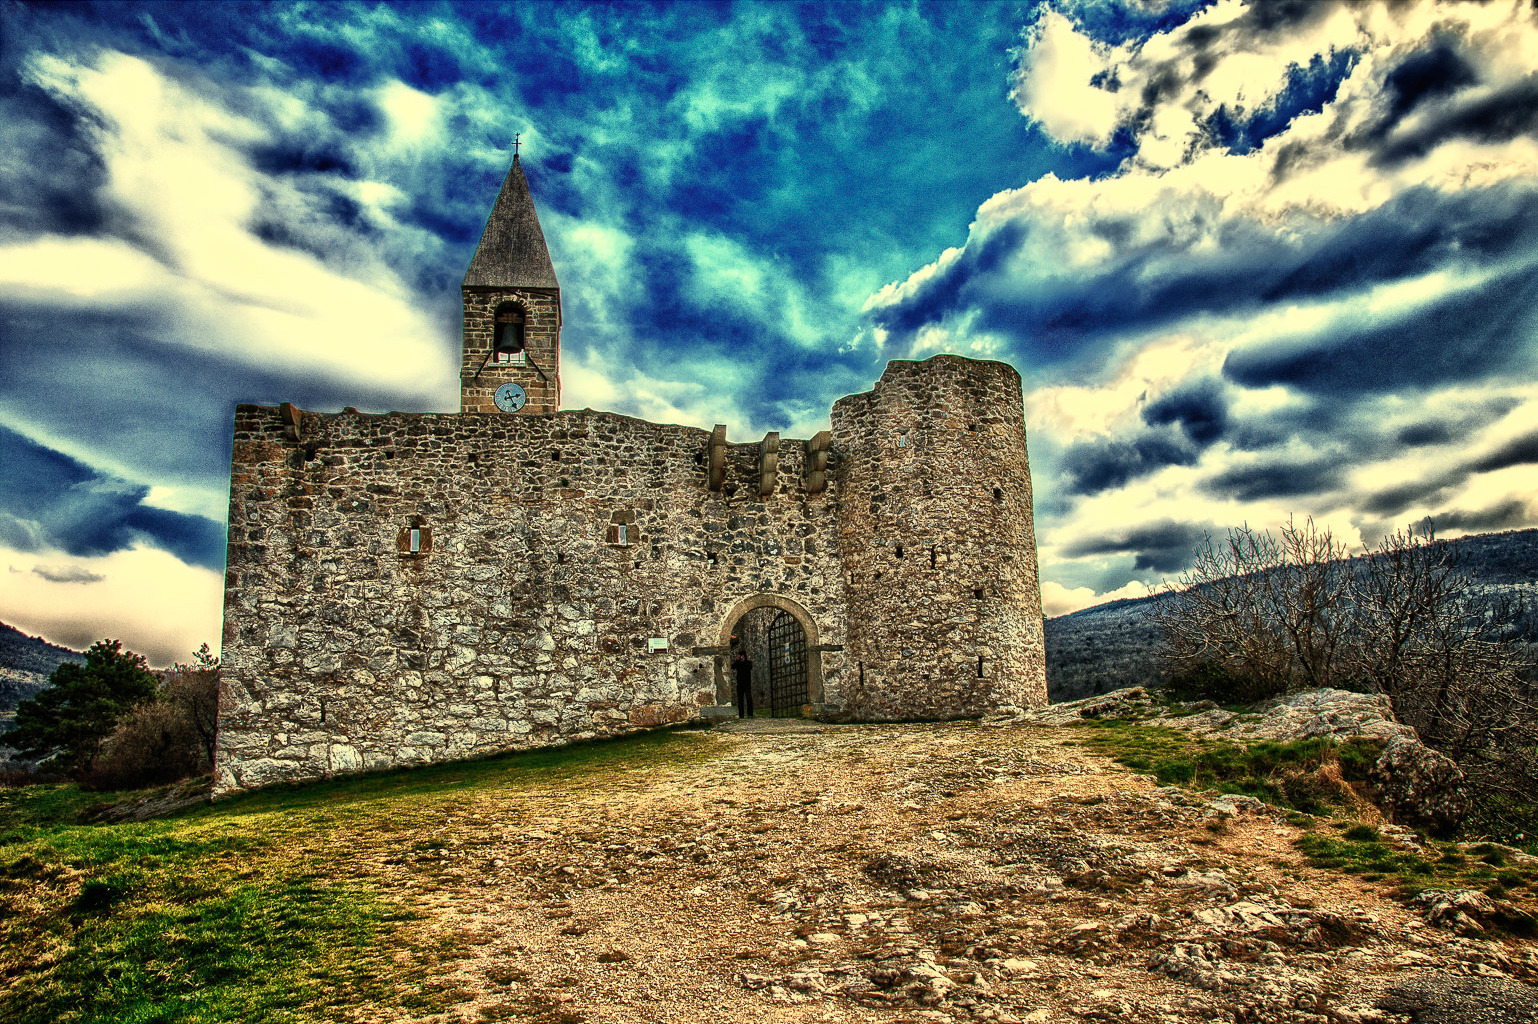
[3,639,159,773]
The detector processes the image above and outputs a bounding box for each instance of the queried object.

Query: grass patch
[0,727,720,1023]
[1069,719,1383,815]
[1293,826,1538,935]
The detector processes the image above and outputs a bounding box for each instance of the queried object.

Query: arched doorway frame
[715,593,823,705]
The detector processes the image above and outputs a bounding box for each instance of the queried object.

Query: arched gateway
[716,593,824,714]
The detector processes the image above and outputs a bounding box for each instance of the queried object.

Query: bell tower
[461,154,561,414]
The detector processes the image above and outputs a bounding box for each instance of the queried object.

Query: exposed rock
[1033,686,1473,831]
[1415,889,1503,936]
[1367,737,1471,835]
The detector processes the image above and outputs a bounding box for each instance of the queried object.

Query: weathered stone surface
[1024,686,1473,831]
[216,356,1048,796]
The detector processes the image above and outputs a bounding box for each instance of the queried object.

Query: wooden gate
[767,609,808,717]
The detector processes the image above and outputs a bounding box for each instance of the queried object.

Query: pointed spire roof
[463,156,559,290]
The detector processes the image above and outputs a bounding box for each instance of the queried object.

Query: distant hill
[0,622,84,729]
[1045,527,1538,703]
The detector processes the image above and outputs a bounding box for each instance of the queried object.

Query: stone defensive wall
[214,354,1046,795]
[215,406,849,795]
[834,355,1046,719]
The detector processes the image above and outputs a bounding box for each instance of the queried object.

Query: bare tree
[1152,519,1538,835]
[1150,517,1350,699]
[1347,527,1537,826]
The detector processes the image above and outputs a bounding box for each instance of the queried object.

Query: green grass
[1292,825,1538,935]
[0,727,719,1023]
[1069,718,1383,814]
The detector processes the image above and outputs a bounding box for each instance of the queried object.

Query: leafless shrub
[1149,517,1352,700]
[1151,520,1538,835]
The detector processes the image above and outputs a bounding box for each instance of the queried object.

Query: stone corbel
[708,424,727,491]
[805,431,830,495]
[280,402,304,443]
[759,431,779,497]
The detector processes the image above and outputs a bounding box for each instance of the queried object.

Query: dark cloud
[1063,430,1198,495]
[1202,458,1344,501]
[1358,427,1537,517]
[1142,378,1227,445]
[1241,0,1338,35]
[0,66,110,238]
[1379,41,1479,133]
[1064,520,1210,573]
[1362,475,1459,517]
[1396,421,1455,446]
[1373,75,1538,168]
[32,564,105,584]
[873,179,1538,372]
[399,41,463,93]
[0,426,226,571]
[1223,258,1538,397]
[1469,431,1538,473]
[1431,500,1532,534]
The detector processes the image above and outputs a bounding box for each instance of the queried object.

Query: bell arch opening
[716,593,823,716]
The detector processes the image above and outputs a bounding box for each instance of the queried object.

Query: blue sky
[2,0,1536,665]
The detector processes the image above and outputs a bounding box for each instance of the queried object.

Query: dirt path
[363,719,1538,1024]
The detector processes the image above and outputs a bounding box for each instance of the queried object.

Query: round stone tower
[831,355,1046,719]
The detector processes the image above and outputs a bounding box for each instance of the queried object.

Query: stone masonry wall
[832,355,1047,719]
[214,406,847,795]
[460,287,560,414]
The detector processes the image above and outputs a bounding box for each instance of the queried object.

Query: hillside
[2,720,1534,1023]
[0,622,82,729]
[1045,528,1538,703]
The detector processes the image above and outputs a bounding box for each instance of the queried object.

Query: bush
[80,648,219,791]
[1150,519,1538,842]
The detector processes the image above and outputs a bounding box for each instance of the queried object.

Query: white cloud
[9,50,457,406]
[1041,578,1153,618]
[1010,10,1120,147]
[0,542,224,667]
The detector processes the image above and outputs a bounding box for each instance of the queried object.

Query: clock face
[493,382,527,413]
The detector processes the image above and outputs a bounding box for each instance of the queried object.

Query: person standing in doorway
[733,650,755,718]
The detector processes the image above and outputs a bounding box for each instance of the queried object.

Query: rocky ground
[348,717,1538,1024]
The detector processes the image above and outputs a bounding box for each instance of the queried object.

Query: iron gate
[767,609,808,716]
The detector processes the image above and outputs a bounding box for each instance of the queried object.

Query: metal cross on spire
[513,132,521,157]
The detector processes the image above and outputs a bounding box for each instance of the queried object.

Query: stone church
[213,157,1047,796]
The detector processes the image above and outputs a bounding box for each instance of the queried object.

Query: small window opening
[929,546,937,568]
[973,587,984,600]
[968,422,978,432]
[858,661,865,686]
[557,551,567,565]
[617,524,628,545]
[897,434,909,448]
[409,529,422,554]
[492,302,527,365]
[977,657,985,678]
[550,450,561,461]
[895,544,904,559]
[993,487,1003,501]
[707,551,719,566]
[319,700,327,724]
